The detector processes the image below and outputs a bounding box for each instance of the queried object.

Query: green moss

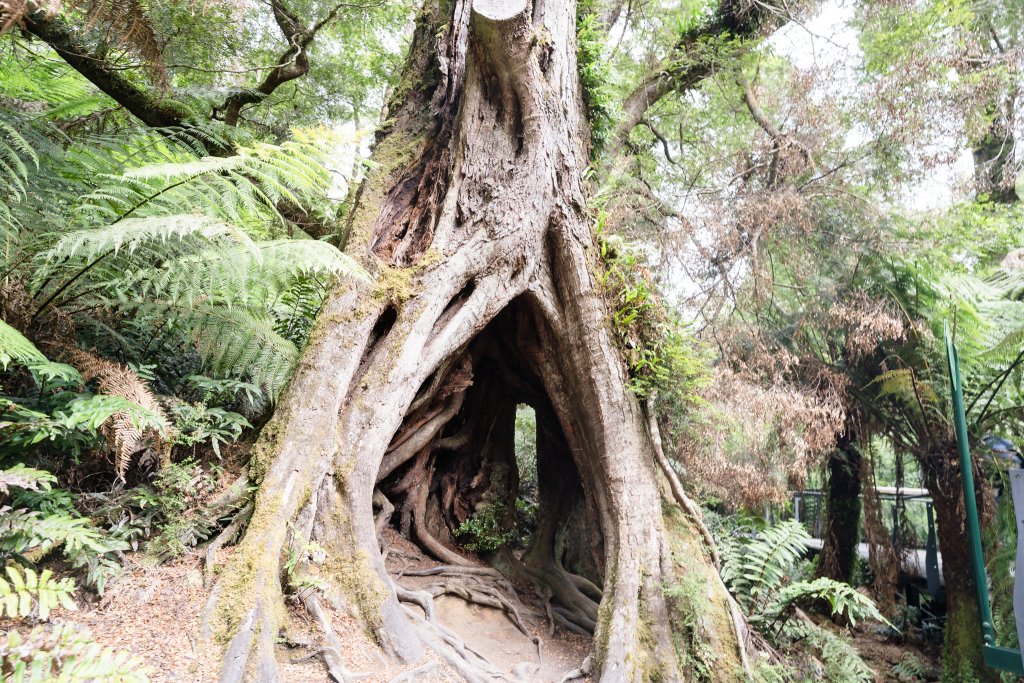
[211,490,295,644]
[941,594,994,683]
[373,264,417,303]
[661,503,739,682]
[343,131,426,253]
[248,417,286,483]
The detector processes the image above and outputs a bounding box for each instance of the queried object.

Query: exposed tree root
[205,502,254,588]
[219,598,277,683]
[496,551,599,636]
[400,565,505,580]
[301,591,373,683]
[373,489,395,541]
[645,400,720,568]
[557,655,592,683]
[394,569,547,682]
[646,399,754,676]
[387,662,438,683]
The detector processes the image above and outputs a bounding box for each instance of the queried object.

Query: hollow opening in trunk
[375,298,604,637]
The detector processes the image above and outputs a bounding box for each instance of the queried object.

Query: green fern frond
[984,268,1024,301]
[76,139,331,233]
[773,577,889,628]
[1,622,153,682]
[39,215,259,263]
[0,506,113,558]
[871,368,940,408]
[0,319,47,369]
[187,306,299,402]
[0,566,77,620]
[720,519,810,611]
[0,464,57,495]
[0,119,39,228]
[129,238,367,308]
[786,621,875,683]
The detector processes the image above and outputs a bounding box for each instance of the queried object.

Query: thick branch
[219,0,347,125]
[24,11,196,129]
[607,0,789,160]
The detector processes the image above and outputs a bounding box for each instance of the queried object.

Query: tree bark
[815,440,861,584]
[920,444,998,683]
[206,1,743,681]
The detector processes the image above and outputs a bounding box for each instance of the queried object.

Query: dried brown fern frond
[66,349,172,480]
[80,0,169,88]
[1,0,169,89]
[0,0,59,36]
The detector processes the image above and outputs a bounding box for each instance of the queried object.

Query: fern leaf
[0,319,47,369]
[65,350,172,480]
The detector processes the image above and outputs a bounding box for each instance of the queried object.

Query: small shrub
[454,502,516,552]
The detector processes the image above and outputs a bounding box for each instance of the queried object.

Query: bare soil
[68,532,591,682]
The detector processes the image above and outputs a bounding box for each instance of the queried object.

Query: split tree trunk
[206,1,743,681]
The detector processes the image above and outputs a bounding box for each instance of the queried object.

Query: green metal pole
[944,322,1024,673]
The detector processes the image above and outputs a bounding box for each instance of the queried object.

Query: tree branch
[24,11,196,129]
[218,0,351,125]
[606,0,790,161]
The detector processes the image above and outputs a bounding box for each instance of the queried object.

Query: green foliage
[513,405,537,500]
[1,622,152,682]
[717,518,880,682]
[0,566,77,620]
[0,464,56,495]
[774,577,889,628]
[787,621,876,683]
[596,223,709,401]
[576,4,617,157]
[719,519,811,612]
[0,320,46,370]
[141,459,222,559]
[891,654,928,681]
[168,402,250,458]
[454,502,516,553]
[0,464,126,593]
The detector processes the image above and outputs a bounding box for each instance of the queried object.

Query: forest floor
[64,545,943,682]
[70,530,591,682]
[849,625,942,682]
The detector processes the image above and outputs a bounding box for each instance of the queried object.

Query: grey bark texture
[207,1,744,680]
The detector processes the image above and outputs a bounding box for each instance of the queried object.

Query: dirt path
[73,533,591,682]
[383,530,592,682]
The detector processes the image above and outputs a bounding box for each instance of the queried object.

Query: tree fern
[78,139,332,234]
[0,52,108,121]
[0,319,47,369]
[187,305,300,402]
[0,118,38,237]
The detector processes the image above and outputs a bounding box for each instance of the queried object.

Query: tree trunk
[815,439,861,584]
[205,1,744,681]
[920,445,998,683]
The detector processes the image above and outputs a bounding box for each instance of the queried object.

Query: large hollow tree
[197,1,747,681]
